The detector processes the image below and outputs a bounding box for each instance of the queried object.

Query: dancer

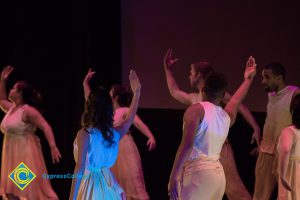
[109,85,156,200]
[277,94,300,200]
[168,56,257,200]
[69,70,141,200]
[163,49,259,200]
[253,63,300,200]
[83,71,156,200]
[0,66,61,199]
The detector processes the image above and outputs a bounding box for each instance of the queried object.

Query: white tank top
[188,102,230,161]
[261,85,298,154]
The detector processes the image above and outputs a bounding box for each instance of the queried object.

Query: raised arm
[133,114,157,151]
[83,68,95,101]
[223,92,261,145]
[164,49,195,105]
[168,103,204,200]
[24,106,61,164]
[115,70,141,137]
[0,66,14,112]
[278,127,293,191]
[224,56,256,127]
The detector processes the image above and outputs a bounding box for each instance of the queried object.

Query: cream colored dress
[277,125,300,200]
[0,105,58,200]
[110,107,149,200]
[72,128,124,200]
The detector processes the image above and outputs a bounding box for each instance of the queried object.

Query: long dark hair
[17,81,42,111]
[111,84,133,107]
[81,86,115,146]
[291,94,300,129]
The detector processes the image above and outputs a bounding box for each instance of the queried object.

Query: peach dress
[110,107,149,200]
[0,105,58,200]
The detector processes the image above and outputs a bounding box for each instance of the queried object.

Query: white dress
[72,128,124,200]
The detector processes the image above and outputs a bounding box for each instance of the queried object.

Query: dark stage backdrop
[122,0,300,112]
[0,0,121,199]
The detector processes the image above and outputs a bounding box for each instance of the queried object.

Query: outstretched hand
[164,49,179,69]
[129,70,141,94]
[1,65,14,81]
[244,56,257,80]
[83,68,96,85]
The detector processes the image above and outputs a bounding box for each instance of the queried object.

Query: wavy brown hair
[81,86,115,146]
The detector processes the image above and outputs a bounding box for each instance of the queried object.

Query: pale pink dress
[0,105,58,200]
[110,107,149,200]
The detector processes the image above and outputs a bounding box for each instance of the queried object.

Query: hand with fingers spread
[51,146,62,164]
[1,65,14,82]
[129,70,141,95]
[164,49,179,70]
[83,68,96,85]
[244,56,257,80]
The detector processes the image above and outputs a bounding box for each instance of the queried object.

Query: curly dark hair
[203,72,227,100]
[16,81,42,111]
[111,84,133,107]
[81,86,115,146]
[291,94,300,129]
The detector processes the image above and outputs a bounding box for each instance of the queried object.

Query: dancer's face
[261,69,280,92]
[8,83,22,102]
[189,65,201,87]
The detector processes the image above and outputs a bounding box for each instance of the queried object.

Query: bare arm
[223,92,261,145]
[115,70,141,138]
[133,114,157,151]
[278,127,293,191]
[164,49,194,105]
[0,66,14,112]
[168,104,204,200]
[83,68,95,101]
[24,106,61,163]
[225,56,256,127]
[69,129,89,199]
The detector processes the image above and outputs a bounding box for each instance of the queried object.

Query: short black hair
[264,62,286,80]
[203,72,227,100]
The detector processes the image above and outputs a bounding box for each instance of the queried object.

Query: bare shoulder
[76,128,90,142]
[184,103,204,121]
[23,105,39,114]
[22,105,41,121]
